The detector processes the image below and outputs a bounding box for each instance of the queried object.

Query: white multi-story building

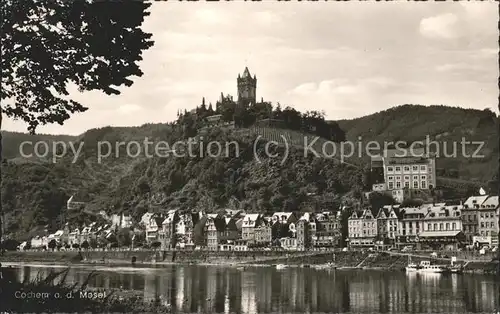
[371,148,437,203]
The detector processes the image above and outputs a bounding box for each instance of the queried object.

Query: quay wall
[1,250,498,274]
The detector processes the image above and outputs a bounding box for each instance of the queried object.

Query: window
[446,223,449,230]
[395,166,401,172]
[421,175,427,180]
[388,176,394,180]
[388,182,394,189]
[412,166,418,171]
[452,223,456,230]
[387,167,394,172]
[433,223,437,230]
[421,181,427,189]
[413,181,419,189]
[404,176,410,180]
[404,182,410,188]
[396,182,401,188]
[404,166,410,171]
[396,176,401,181]
[420,165,427,171]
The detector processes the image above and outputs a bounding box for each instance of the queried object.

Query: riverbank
[1,250,498,274]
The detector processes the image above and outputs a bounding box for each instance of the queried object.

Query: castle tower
[237,67,257,107]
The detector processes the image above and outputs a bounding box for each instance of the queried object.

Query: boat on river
[406,256,446,273]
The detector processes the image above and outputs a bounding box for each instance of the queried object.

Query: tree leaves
[1,0,154,133]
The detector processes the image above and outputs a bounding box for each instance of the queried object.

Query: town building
[476,196,499,247]
[348,209,377,248]
[462,195,489,244]
[313,211,342,248]
[68,228,81,246]
[145,214,163,244]
[296,213,315,250]
[254,218,272,247]
[110,213,133,229]
[161,209,179,249]
[176,213,196,248]
[370,148,437,203]
[241,213,263,245]
[271,212,297,240]
[31,234,49,249]
[376,205,400,247]
[419,204,465,250]
[140,212,155,227]
[396,205,430,248]
[205,214,225,250]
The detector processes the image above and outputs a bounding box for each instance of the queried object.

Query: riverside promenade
[1,249,498,274]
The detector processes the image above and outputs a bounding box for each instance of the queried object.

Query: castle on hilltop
[183,67,272,131]
[237,66,257,107]
[213,66,263,112]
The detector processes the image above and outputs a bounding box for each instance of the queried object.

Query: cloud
[192,9,229,25]
[419,13,459,39]
[253,11,283,25]
[117,104,142,115]
[436,63,476,73]
[3,3,497,135]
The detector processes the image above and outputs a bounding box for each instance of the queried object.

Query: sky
[4,1,499,135]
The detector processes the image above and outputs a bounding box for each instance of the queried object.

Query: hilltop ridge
[1,104,498,238]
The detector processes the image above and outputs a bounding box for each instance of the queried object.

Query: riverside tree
[0,0,154,246]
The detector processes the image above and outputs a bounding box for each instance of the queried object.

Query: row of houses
[348,195,499,250]
[142,209,343,251]
[26,194,498,252]
[25,222,117,250]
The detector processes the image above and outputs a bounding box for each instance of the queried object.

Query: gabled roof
[272,212,293,219]
[361,209,376,219]
[299,212,316,222]
[162,209,178,225]
[464,195,490,208]
[424,205,461,219]
[314,213,328,222]
[481,196,498,208]
[376,208,388,219]
[242,213,261,227]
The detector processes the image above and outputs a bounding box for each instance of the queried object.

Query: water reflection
[6,265,499,313]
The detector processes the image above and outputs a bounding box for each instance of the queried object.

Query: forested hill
[1,131,77,161]
[1,104,498,238]
[335,104,498,182]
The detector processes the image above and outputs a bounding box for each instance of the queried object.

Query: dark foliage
[0,267,171,313]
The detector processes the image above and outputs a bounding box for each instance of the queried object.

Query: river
[3,263,499,313]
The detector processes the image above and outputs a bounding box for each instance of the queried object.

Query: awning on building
[420,230,462,237]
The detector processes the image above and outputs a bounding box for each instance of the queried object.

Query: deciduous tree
[0,0,154,246]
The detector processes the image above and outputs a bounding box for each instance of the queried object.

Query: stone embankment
[1,250,498,274]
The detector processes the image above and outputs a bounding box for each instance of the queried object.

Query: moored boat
[406,257,446,273]
[405,255,419,272]
[417,261,446,273]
